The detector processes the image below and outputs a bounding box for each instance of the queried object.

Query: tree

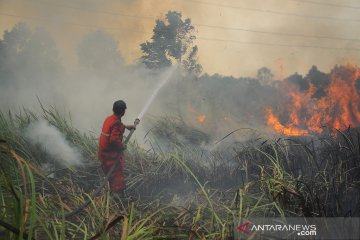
[77,30,123,76]
[286,72,308,91]
[257,67,273,85]
[182,46,202,76]
[0,22,62,85]
[140,11,202,75]
[305,65,329,99]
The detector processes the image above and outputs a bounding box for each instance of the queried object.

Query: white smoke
[25,120,82,166]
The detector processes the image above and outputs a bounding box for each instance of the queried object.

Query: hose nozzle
[134,118,140,126]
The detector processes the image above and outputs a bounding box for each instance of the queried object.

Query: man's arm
[124,118,140,130]
[124,124,136,130]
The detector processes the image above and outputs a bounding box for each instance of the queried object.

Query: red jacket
[98,114,125,161]
[98,114,126,192]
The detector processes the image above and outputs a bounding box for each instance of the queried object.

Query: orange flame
[266,65,360,136]
[266,109,309,136]
[196,115,206,124]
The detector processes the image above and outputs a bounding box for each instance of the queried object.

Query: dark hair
[113,100,127,115]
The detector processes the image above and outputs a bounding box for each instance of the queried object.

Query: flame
[266,65,360,136]
[266,109,309,136]
[196,115,206,124]
[188,103,206,124]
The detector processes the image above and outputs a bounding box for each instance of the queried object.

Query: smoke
[0,23,178,142]
[1,6,359,146]
[2,0,360,79]
[25,120,82,166]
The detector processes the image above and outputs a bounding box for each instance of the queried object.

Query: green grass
[0,106,359,239]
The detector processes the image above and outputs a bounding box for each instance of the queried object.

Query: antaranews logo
[236,221,317,236]
[236,222,251,234]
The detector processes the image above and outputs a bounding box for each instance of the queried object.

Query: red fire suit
[98,114,126,193]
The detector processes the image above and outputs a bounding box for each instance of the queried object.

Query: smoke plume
[25,120,83,166]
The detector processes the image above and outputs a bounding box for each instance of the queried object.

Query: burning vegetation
[266,65,360,136]
[1,106,360,239]
[1,9,360,240]
[196,114,206,124]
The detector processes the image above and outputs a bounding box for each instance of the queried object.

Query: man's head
[113,100,127,116]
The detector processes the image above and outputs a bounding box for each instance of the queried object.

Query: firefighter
[98,100,138,193]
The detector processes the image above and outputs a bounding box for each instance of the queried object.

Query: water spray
[65,67,175,218]
[137,67,176,119]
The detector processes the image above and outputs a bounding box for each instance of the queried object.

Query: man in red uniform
[98,100,137,193]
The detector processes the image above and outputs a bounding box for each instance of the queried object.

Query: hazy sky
[1,0,360,79]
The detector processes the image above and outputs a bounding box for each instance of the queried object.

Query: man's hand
[125,125,136,130]
[125,119,140,130]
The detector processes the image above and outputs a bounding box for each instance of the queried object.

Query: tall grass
[0,106,359,239]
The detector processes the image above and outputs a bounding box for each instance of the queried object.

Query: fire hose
[65,119,140,219]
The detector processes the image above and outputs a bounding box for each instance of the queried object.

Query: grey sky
[1,0,360,78]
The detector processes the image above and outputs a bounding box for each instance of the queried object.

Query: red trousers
[101,153,125,193]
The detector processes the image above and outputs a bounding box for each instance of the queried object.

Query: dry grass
[0,106,359,239]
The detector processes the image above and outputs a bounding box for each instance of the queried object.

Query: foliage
[0,106,359,239]
[257,67,273,85]
[0,22,62,85]
[140,11,202,75]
